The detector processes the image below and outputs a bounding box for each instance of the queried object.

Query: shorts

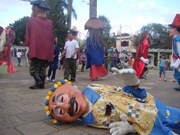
[17,58,21,62]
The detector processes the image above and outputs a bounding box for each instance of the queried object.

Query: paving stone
[76,125,109,135]
[0,116,25,130]
[18,98,44,105]
[0,100,25,109]
[0,108,25,118]
[0,94,23,101]
[17,111,46,123]
[0,128,23,135]
[0,57,179,135]
[49,127,94,135]
[16,121,58,135]
[17,104,43,113]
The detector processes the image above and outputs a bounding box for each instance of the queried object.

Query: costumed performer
[25,0,54,89]
[44,68,180,135]
[133,31,150,79]
[0,26,16,73]
[169,14,180,91]
[85,18,108,81]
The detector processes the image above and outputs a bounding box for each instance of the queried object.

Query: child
[159,54,167,81]
[16,50,22,66]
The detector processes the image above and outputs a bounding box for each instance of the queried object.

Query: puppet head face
[45,80,88,124]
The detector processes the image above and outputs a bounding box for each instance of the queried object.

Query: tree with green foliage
[132,23,172,49]
[12,0,77,49]
[98,15,115,49]
[9,17,28,45]
[46,0,77,49]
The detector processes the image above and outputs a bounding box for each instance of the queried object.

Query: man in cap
[25,0,54,89]
[44,67,180,135]
[169,14,180,91]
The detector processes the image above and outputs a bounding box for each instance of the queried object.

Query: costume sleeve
[172,36,180,59]
[177,41,180,57]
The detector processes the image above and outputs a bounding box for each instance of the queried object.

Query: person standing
[159,54,167,81]
[46,41,60,82]
[25,1,54,89]
[85,18,108,80]
[16,50,22,67]
[133,31,150,78]
[61,30,79,82]
[111,48,119,69]
[169,14,180,91]
[79,48,87,72]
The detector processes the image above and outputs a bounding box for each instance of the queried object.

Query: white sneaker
[46,77,50,81]
[52,79,55,83]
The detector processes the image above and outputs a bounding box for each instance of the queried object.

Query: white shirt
[17,52,22,58]
[64,39,79,59]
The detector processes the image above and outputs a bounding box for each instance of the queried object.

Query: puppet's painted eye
[61,97,64,102]
[54,107,65,116]
[56,94,66,104]
[52,96,55,102]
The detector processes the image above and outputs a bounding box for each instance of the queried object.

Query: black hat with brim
[168,24,179,28]
[30,0,51,11]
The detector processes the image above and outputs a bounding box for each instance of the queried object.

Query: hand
[109,114,136,135]
[170,58,180,69]
[140,57,149,64]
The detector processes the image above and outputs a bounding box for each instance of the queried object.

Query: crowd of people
[10,0,179,92]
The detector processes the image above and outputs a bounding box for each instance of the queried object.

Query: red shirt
[25,16,54,61]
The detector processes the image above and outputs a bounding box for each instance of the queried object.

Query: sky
[0,0,179,39]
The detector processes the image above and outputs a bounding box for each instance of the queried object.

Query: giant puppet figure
[0,26,16,73]
[169,14,180,91]
[25,0,54,89]
[44,68,180,135]
[85,18,108,81]
[133,31,150,78]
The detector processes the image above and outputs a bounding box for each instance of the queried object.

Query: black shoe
[29,84,39,89]
[70,79,75,82]
[30,73,44,89]
[138,76,145,79]
[174,87,180,91]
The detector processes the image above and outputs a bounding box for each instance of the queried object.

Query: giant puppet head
[44,80,88,125]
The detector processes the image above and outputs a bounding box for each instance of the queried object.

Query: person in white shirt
[61,30,79,82]
[16,50,22,66]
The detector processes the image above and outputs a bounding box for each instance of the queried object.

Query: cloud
[116,0,124,3]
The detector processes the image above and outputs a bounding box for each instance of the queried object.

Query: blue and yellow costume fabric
[85,37,104,69]
[80,84,180,135]
[172,36,180,85]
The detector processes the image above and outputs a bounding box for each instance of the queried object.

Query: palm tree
[89,0,97,18]
[20,0,77,28]
[57,0,77,28]
[68,0,72,28]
